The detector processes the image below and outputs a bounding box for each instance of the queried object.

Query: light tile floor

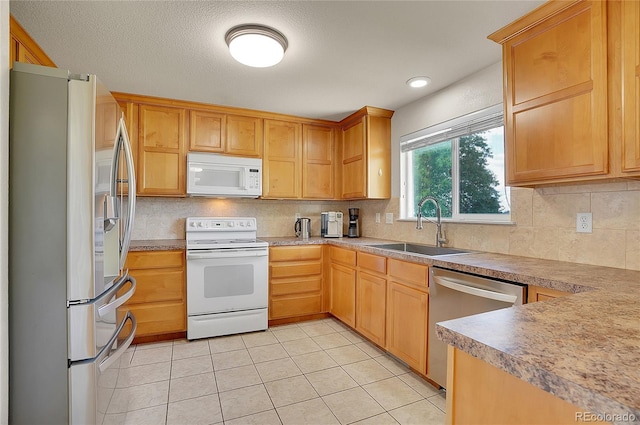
[104,317,446,425]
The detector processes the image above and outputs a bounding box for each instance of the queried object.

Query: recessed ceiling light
[407,76,431,88]
[225,24,288,68]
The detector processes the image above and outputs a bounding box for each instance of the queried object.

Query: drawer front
[330,246,356,267]
[270,262,322,279]
[358,252,386,274]
[270,245,322,262]
[270,294,323,319]
[118,301,186,337]
[271,276,322,296]
[388,259,428,289]
[126,250,184,269]
[123,269,184,304]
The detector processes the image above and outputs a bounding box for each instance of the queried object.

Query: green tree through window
[458,133,503,214]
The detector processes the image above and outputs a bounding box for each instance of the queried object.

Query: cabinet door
[138,105,186,196]
[341,119,366,199]
[386,281,428,374]
[356,271,386,347]
[501,1,608,185]
[226,115,263,157]
[622,0,640,173]
[527,285,570,303]
[190,110,226,153]
[330,263,356,328]
[303,124,335,199]
[263,120,302,198]
[366,116,391,199]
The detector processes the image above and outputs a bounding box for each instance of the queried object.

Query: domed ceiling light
[406,76,431,88]
[225,24,288,68]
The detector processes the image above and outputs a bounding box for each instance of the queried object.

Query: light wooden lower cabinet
[446,347,608,424]
[118,250,186,341]
[330,262,357,328]
[386,280,428,374]
[356,271,386,347]
[528,285,571,303]
[355,252,387,347]
[269,245,324,320]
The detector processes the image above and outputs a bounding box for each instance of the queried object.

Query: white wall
[1,2,10,423]
[390,62,503,198]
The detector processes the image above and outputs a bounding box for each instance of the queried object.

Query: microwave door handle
[433,276,518,304]
[115,117,137,267]
[240,168,247,190]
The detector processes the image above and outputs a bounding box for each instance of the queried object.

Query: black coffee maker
[348,208,359,238]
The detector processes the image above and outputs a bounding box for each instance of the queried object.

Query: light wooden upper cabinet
[9,16,56,69]
[138,105,187,196]
[263,121,336,200]
[490,0,640,185]
[190,110,226,153]
[303,124,335,199]
[622,0,640,173]
[489,1,608,186]
[339,107,393,199]
[263,119,302,198]
[226,115,263,157]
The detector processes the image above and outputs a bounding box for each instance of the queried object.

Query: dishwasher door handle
[433,276,518,304]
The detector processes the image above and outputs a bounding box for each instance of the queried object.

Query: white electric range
[185,217,269,339]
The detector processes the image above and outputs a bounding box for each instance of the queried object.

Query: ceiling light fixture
[225,24,288,68]
[407,76,431,88]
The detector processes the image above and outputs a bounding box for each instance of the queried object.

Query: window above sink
[399,104,511,224]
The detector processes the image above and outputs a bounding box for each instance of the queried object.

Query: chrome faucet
[416,196,447,247]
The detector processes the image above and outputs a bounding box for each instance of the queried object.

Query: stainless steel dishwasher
[427,267,526,388]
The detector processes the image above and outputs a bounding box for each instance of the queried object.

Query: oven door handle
[187,249,268,259]
[433,276,518,304]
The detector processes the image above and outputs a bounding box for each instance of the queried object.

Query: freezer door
[68,274,136,361]
[69,311,136,425]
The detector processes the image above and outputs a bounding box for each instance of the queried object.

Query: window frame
[399,104,511,223]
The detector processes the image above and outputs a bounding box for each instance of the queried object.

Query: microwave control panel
[248,169,261,190]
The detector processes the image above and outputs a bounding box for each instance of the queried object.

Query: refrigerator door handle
[114,117,137,269]
[97,311,137,373]
[97,273,136,319]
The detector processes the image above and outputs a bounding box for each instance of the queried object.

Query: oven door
[186,248,268,315]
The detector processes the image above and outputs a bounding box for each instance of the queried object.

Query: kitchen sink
[369,242,470,257]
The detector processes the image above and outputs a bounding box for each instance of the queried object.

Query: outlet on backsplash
[385,213,393,224]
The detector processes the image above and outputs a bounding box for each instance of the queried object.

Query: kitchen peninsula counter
[264,236,640,422]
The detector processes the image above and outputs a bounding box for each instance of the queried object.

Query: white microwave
[187,152,262,198]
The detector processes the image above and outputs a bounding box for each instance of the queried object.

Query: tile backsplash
[131,197,347,241]
[132,180,640,271]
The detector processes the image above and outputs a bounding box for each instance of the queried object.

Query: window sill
[396,218,516,226]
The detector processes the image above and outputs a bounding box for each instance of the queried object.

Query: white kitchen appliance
[321,211,343,237]
[186,217,269,339]
[9,63,137,424]
[187,152,262,198]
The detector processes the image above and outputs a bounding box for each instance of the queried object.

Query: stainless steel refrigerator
[9,63,137,424]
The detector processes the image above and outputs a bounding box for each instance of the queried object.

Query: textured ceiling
[10,1,543,121]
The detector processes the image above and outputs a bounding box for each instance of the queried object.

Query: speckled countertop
[130,239,185,251]
[131,236,640,421]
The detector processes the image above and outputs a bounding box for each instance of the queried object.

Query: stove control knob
[239,222,245,227]
[228,222,235,227]
[198,221,204,228]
